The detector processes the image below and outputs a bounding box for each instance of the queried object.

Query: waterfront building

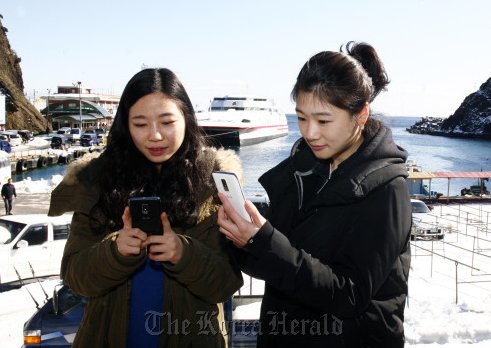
[40,86,119,130]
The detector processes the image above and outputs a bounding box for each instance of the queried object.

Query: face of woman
[128,92,186,167]
[295,91,365,169]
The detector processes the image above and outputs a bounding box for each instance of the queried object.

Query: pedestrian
[48,68,243,348]
[217,41,412,347]
[1,178,17,215]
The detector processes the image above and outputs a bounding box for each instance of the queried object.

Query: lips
[147,147,166,156]
[309,144,326,152]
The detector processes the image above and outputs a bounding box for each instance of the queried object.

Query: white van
[0,213,72,287]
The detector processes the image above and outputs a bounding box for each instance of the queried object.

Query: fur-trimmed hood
[48,147,243,222]
[59,147,243,186]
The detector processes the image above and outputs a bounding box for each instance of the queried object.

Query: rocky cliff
[407,78,491,139]
[0,16,45,131]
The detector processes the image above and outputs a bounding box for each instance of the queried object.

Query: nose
[149,122,164,141]
[303,120,319,141]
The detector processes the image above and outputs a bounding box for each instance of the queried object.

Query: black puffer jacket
[237,121,411,347]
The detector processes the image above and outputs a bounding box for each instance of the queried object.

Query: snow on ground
[1,179,491,347]
[14,175,64,194]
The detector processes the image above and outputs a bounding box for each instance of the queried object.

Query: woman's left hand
[217,192,266,248]
[142,212,183,264]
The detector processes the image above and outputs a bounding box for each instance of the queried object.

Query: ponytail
[292,41,389,116]
[343,41,390,102]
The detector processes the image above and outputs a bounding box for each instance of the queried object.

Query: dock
[8,142,101,174]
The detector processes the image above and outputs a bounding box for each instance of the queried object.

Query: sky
[1,0,491,117]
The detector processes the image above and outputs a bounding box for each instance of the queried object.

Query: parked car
[23,283,87,347]
[83,129,95,135]
[96,129,108,145]
[411,199,449,240]
[51,135,71,149]
[469,184,490,196]
[67,128,81,143]
[80,133,102,147]
[0,139,11,153]
[0,214,72,289]
[0,131,22,146]
[83,128,107,138]
[22,283,259,348]
[56,127,71,135]
[94,128,106,137]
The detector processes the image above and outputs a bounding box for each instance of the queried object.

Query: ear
[356,103,369,128]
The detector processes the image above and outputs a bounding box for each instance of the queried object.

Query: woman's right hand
[217,192,266,248]
[115,207,148,256]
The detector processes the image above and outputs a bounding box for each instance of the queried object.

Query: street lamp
[77,81,82,130]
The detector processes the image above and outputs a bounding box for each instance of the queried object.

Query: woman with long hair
[49,68,243,348]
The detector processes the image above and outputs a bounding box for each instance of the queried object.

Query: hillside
[407,77,491,139]
[0,16,45,131]
[441,77,491,136]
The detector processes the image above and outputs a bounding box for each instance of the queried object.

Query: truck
[0,214,72,290]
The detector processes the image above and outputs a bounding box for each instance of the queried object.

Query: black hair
[291,41,390,136]
[93,68,210,232]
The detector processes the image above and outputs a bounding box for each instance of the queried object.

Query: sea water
[15,115,491,196]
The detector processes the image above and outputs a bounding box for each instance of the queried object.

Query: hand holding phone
[212,171,251,221]
[128,197,164,235]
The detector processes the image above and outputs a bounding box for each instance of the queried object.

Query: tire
[16,159,27,172]
[37,156,48,167]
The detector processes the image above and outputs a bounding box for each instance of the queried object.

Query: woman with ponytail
[217,42,411,347]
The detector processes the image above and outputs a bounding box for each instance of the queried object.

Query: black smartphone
[128,197,163,235]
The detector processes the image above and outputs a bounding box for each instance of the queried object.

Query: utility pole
[46,88,51,133]
[78,81,82,130]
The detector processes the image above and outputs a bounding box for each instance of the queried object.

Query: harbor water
[14,115,491,197]
[240,115,491,197]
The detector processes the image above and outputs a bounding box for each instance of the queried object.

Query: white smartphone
[212,171,251,221]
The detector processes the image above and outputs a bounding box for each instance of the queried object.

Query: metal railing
[411,241,485,304]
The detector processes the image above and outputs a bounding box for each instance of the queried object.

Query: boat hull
[197,96,289,146]
[200,125,288,147]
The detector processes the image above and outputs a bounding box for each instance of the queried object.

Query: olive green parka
[48,147,244,348]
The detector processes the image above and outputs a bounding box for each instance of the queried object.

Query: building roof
[408,171,491,179]
[41,99,111,117]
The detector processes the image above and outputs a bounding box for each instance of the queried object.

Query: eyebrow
[295,107,332,117]
[130,112,176,119]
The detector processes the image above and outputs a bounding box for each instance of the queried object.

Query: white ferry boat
[197,96,288,146]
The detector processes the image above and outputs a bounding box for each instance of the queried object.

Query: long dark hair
[291,41,390,136]
[93,68,210,232]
